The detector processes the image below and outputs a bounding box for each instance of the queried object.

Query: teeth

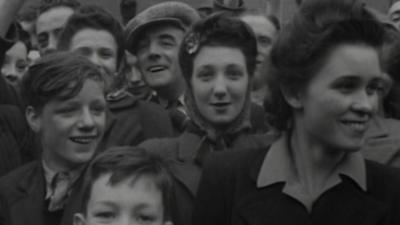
[148,66,165,72]
[342,122,366,131]
[70,137,95,144]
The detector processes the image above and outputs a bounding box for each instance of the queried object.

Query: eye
[94,211,116,221]
[160,39,175,48]
[55,104,79,116]
[258,36,272,47]
[366,80,388,96]
[75,47,92,57]
[38,33,49,48]
[136,39,149,54]
[226,65,245,80]
[91,103,106,115]
[136,214,156,224]
[333,78,359,94]
[196,69,214,81]
[16,61,28,72]
[99,49,115,59]
[226,69,244,80]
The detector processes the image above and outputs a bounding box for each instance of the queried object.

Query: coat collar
[12,161,85,225]
[250,133,366,211]
[171,132,203,197]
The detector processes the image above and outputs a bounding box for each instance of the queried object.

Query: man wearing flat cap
[125,1,200,135]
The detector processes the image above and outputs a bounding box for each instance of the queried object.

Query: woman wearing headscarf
[139,13,273,225]
[192,0,400,224]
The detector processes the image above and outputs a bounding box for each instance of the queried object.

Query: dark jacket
[0,105,39,177]
[192,147,400,225]
[99,92,174,151]
[0,161,85,225]
[139,131,274,225]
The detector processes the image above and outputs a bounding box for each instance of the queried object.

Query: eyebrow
[158,34,176,42]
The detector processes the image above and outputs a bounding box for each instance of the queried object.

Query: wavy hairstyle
[265,0,386,131]
[179,12,257,86]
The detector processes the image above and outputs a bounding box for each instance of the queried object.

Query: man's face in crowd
[135,24,185,91]
[240,14,277,89]
[389,1,400,30]
[36,6,74,56]
[70,28,118,76]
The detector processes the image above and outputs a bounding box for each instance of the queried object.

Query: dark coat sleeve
[0,105,38,177]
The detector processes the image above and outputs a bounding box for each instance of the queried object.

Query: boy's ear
[73,213,86,225]
[164,221,173,225]
[281,86,303,109]
[25,106,41,133]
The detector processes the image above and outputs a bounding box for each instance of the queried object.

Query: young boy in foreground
[73,147,174,225]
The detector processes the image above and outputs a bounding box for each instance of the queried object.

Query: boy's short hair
[21,51,105,112]
[81,147,173,220]
[58,5,125,69]
[38,0,80,15]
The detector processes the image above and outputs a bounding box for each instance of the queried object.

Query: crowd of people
[0,0,400,224]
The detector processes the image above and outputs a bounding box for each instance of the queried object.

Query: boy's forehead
[89,173,163,205]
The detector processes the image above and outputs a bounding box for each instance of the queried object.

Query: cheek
[192,81,211,106]
[94,114,106,132]
[230,78,249,103]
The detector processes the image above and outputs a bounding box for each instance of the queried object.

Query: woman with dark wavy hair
[192,0,400,224]
[139,13,272,225]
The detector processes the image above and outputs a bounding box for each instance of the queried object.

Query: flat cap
[125,1,200,53]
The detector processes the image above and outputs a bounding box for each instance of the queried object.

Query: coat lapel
[11,163,45,225]
[171,132,203,197]
[60,171,86,225]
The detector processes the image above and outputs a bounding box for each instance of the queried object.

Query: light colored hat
[125,1,200,53]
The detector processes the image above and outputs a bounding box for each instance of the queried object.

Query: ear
[73,213,86,225]
[164,221,173,225]
[25,106,41,133]
[280,85,303,109]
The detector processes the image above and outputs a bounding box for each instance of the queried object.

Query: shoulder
[366,160,400,196]
[0,161,41,193]
[205,145,269,175]
[138,137,180,157]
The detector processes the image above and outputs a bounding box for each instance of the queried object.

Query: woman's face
[191,46,249,128]
[27,79,107,170]
[293,44,386,152]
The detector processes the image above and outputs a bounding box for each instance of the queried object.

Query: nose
[147,42,161,60]
[78,108,95,131]
[88,53,102,67]
[46,34,58,54]
[351,90,376,116]
[2,65,18,83]
[213,74,228,99]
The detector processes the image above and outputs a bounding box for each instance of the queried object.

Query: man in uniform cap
[125,1,200,135]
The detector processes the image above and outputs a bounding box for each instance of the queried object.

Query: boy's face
[74,173,172,225]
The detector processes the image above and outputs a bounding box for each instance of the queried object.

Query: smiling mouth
[341,121,368,132]
[70,136,97,144]
[147,66,166,73]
